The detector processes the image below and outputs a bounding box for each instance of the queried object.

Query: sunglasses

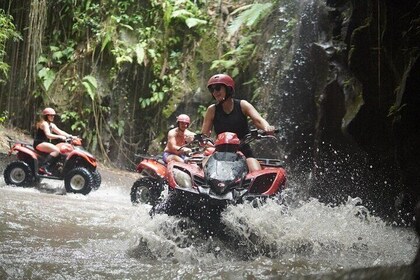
[209,84,224,93]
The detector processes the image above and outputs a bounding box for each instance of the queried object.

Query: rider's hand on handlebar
[181,147,192,155]
[264,125,276,135]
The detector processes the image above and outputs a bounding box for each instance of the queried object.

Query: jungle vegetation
[0,0,279,167]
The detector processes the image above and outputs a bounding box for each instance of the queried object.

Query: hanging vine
[25,0,47,99]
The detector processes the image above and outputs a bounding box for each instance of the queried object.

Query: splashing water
[0,170,418,279]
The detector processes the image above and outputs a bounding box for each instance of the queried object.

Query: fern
[227,3,273,35]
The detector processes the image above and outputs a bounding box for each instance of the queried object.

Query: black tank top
[213,99,253,157]
[33,125,50,148]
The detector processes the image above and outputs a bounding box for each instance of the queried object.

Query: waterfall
[256,0,402,221]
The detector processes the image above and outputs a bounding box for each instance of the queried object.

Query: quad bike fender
[167,161,204,191]
[66,150,97,167]
[167,165,177,190]
[167,161,204,177]
[10,144,39,160]
[56,142,74,154]
[136,159,168,179]
[245,168,286,195]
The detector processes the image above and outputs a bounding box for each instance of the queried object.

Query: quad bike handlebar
[241,128,279,147]
[63,136,82,146]
[175,134,216,162]
[176,128,279,158]
[177,133,214,153]
[192,133,215,145]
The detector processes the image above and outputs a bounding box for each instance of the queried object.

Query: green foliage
[37,67,56,91]
[0,110,8,124]
[143,0,208,106]
[210,3,274,76]
[82,75,98,101]
[227,3,273,35]
[60,111,83,131]
[60,107,97,147]
[197,105,207,119]
[211,33,258,77]
[388,103,406,117]
[36,44,76,92]
[26,0,278,161]
[0,9,22,84]
[110,120,126,137]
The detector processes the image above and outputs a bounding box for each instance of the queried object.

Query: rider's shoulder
[239,99,253,110]
[206,104,216,115]
[39,121,49,128]
[167,127,178,136]
[239,99,251,106]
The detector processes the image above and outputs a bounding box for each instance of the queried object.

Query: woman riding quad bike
[4,135,101,195]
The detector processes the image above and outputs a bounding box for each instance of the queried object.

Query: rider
[162,114,196,163]
[201,73,275,172]
[34,107,74,175]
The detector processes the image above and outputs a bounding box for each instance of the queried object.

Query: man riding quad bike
[151,129,287,221]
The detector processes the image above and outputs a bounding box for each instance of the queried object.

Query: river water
[0,168,418,280]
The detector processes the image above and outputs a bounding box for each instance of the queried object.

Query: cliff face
[257,0,419,221]
[333,0,420,218]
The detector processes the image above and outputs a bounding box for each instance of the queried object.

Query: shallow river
[0,168,418,280]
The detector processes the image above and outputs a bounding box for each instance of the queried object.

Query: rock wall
[258,0,419,221]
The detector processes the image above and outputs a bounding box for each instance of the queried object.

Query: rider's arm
[42,122,66,141]
[51,123,72,138]
[240,100,275,133]
[166,129,186,155]
[201,104,215,137]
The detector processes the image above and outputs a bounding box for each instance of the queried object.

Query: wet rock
[413,201,420,279]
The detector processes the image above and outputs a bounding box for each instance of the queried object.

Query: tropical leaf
[101,32,112,52]
[172,9,194,19]
[38,67,56,91]
[227,3,273,35]
[185,18,207,28]
[135,43,145,65]
[82,75,98,101]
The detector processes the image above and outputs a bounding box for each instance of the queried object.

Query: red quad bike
[3,135,101,195]
[130,143,214,206]
[152,129,287,222]
[130,154,168,205]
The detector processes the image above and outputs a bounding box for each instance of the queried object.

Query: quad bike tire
[3,161,39,187]
[130,177,164,205]
[92,169,102,190]
[64,167,94,195]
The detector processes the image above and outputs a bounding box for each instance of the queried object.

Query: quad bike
[130,154,168,205]
[152,129,287,221]
[3,135,101,195]
[130,143,214,205]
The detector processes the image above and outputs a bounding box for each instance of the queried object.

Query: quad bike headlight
[173,169,192,189]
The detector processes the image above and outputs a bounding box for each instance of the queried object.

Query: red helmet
[176,114,190,124]
[42,107,56,116]
[207,74,235,94]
